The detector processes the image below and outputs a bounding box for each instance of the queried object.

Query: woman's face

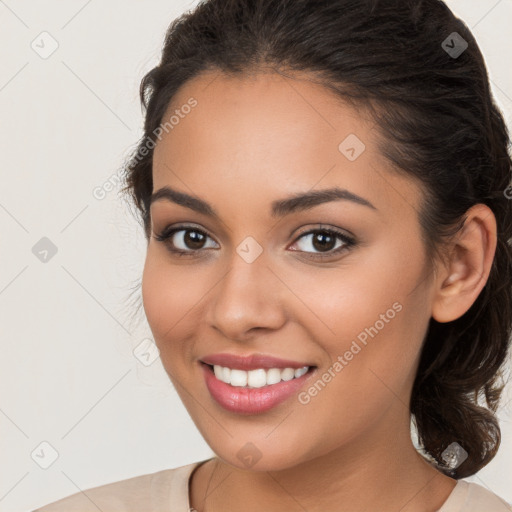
[143,70,437,471]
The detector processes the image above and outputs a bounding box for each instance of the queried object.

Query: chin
[201,433,317,472]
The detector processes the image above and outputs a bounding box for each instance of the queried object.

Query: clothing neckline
[178,457,467,511]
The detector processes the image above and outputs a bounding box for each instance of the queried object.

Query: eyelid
[292,223,355,241]
[155,222,217,239]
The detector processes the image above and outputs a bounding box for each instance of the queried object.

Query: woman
[34,0,512,510]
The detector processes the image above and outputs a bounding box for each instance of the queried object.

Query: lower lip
[201,362,316,415]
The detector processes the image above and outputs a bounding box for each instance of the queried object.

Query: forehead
[151,70,423,219]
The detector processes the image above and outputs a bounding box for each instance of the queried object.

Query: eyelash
[153,224,357,260]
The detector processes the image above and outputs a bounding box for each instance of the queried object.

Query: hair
[120,0,512,478]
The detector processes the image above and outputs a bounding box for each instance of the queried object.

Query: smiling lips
[200,352,316,414]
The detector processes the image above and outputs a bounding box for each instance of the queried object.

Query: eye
[154,224,357,260]
[153,225,218,256]
[290,227,356,259]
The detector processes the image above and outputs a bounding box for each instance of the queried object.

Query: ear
[431,203,497,323]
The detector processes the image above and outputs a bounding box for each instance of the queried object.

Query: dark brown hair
[120,0,512,478]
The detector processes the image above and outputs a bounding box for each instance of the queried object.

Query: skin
[142,69,497,512]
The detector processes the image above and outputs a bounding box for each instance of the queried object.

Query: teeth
[211,365,310,388]
[281,368,295,381]
[248,368,267,388]
[294,366,308,378]
[266,368,282,385]
[230,369,248,387]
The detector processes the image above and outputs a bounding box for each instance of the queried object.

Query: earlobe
[431,204,497,324]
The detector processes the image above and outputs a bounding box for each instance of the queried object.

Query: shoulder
[440,479,512,512]
[32,459,206,512]
[464,481,512,511]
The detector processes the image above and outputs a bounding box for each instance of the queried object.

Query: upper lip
[200,353,314,370]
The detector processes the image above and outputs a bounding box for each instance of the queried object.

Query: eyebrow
[150,185,377,219]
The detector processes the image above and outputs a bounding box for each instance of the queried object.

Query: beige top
[33,457,512,512]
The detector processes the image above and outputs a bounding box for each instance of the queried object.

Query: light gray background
[0,1,511,511]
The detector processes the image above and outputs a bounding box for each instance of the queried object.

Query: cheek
[288,282,426,458]
[142,254,172,338]
[141,252,204,349]
[280,261,419,353]
[284,239,430,391]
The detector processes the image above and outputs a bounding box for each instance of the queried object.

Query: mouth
[202,362,315,387]
[200,361,317,414]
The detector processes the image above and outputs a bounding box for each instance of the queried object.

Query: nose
[205,250,287,341]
